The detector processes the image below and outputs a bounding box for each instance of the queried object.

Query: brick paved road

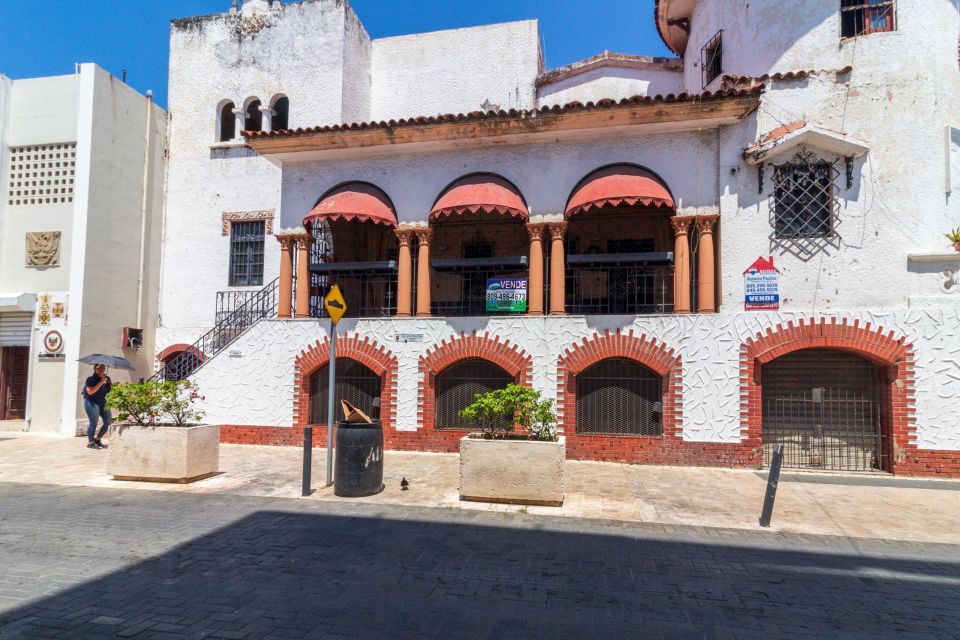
[0,483,958,639]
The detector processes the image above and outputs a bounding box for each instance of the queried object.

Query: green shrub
[458,384,558,441]
[106,380,205,427]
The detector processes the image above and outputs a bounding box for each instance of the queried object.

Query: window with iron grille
[841,0,896,39]
[309,359,382,425]
[701,30,723,88]
[576,358,663,436]
[772,153,836,239]
[434,359,514,430]
[229,220,265,286]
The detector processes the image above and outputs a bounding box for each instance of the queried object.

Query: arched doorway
[434,358,514,430]
[308,358,382,424]
[761,348,885,471]
[575,358,663,436]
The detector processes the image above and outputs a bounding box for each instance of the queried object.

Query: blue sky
[0,0,673,109]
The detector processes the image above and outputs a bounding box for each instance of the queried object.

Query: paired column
[295,231,313,318]
[276,234,297,319]
[414,228,433,317]
[526,223,546,315]
[696,215,719,314]
[395,228,415,317]
[670,217,693,314]
[548,222,567,316]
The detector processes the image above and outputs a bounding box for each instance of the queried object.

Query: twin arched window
[216,95,289,142]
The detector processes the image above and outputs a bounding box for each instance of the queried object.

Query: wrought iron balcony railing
[566,252,674,315]
[308,261,398,319]
[429,255,528,317]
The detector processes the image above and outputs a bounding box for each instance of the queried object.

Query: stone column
[414,228,433,317]
[670,217,693,314]
[295,232,313,318]
[395,228,415,317]
[232,107,245,140]
[548,222,567,316]
[696,215,719,313]
[276,234,296,319]
[526,223,546,315]
[259,104,274,133]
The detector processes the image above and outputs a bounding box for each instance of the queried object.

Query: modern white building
[0,64,167,434]
[157,0,960,476]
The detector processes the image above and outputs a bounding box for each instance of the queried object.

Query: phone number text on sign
[486,278,527,313]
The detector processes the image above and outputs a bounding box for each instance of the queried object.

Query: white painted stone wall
[537,66,683,108]
[190,310,960,450]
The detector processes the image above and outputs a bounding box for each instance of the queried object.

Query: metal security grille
[309,359,381,425]
[229,220,265,286]
[701,30,723,88]
[434,359,513,430]
[841,0,896,38]
[762,349,885,471]
[772,150,839,239]
[576,358,663,436]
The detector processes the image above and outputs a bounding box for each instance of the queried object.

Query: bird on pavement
[400,477,409,491]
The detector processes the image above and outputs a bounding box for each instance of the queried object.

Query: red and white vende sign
[744,256,781,311]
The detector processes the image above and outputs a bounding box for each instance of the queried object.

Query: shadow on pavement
[1,504,958,639]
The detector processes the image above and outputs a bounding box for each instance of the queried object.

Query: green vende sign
[486,278,527,313]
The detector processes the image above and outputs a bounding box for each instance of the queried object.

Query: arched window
[244,98,262,133]
[308,358,381,425]
[434,358,514,430]
[218,101,236,142]
[271,96,289,131]
[576,358,663,436]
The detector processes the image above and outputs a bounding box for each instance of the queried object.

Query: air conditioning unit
[122,327,143,352]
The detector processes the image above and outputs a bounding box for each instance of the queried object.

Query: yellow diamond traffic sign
[324,284,347,325]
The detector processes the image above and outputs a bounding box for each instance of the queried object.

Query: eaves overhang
[655,0,698,57]
[744,123,870,165]
[244,88,762,158]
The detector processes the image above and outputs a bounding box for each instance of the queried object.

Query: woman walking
[83,364,112,450]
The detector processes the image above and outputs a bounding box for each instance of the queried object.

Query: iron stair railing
[153,278,281,382]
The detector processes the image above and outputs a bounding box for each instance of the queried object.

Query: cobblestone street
[0,483,958,639]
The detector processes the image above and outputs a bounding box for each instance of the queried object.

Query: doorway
[0,347,29,420]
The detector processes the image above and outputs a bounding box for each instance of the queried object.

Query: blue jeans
[84,399,111,442]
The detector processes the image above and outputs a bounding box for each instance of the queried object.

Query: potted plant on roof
[105,380,219,483]
[458,384,564,506]
[946,228,960,252]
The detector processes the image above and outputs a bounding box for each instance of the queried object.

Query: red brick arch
[557,329,684,463]
[293,333,398,434]
[739,318,923,474]
[156,343,205,363]
[417,332,533,441]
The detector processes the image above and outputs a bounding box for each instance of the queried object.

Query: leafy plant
[458,384,558,441]
[946,227,960,244]
[106,380,205,427]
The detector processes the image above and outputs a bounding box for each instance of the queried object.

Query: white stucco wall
[190,310,960,451]
[371,20,541,120]
[537,66,683,108]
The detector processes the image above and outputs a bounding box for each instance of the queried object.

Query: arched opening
[575,358,663,436]
[271,95,289,131]
[434,358,515,430]
[218,100,236,142]
[761,348,886,471]
[429,173,529,317]
[308,358,382,425]
[244,98,262,133]
[305,182,399,318]
[564,164,676,314]
[157,344,205,382]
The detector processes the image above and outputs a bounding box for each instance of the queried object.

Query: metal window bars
[771,149,841,240]
[575,358,664,436]
[701,30,723,88]
[434,359,514,430]
[841,0,896,38]
[566,254,674,315]
[308,359,381,425]
[228,220,265,287]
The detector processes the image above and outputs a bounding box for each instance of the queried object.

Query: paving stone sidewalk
[0,483,958,639]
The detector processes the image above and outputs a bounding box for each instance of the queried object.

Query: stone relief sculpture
[25,232,61,267]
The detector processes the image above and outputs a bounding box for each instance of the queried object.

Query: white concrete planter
[107,424,220,483]
[459,435,564,506]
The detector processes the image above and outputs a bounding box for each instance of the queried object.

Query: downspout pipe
[136,90,153,329]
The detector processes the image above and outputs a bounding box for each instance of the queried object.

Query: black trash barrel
[334,420,384,497]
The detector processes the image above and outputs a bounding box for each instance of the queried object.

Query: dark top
[83,375,111,406]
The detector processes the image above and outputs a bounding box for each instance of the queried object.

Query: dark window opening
[607,239,656,254]
[576,358,663,436]
[229,220,265,286]
[309,359,381,425]
[244,99,262,133]
[219,102,236,142]
[272,97,289,131]
[434,359,514,430]
[841,0,896,38]
[701,30,723,88]
[773,157,834,239]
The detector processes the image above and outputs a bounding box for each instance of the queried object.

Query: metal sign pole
[759,444,785,527]
[325,319,337,487]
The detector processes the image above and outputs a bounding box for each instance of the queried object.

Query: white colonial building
[0,65,167,434]
[156,0,960,476]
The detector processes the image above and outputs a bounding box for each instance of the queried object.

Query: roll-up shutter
[0,313,33,347]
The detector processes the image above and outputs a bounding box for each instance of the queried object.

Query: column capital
[695,214,720,234]
[670,216,694,235]
[526,222,547,240]
[395,227,416,245]
[276,234,298,250]
[547,221,568,240]
[413,228,433,245]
